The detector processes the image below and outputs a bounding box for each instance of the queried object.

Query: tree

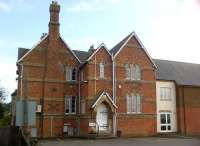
[0,84,7,119]
[0,85,7,103]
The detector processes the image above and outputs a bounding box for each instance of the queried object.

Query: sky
[0,0,200,102]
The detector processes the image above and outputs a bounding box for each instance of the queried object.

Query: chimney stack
[49,1,60,40]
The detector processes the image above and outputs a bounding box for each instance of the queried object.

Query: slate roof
[110,32,132,55]
[72,50,92,62]
[17,45,200,86]
[18,48,29,60]
[154,59,200,86]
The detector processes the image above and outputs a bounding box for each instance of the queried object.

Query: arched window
[99,62,104,78]
[135,65,141,80]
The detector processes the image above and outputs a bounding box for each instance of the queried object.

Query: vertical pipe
[95,55,96,94]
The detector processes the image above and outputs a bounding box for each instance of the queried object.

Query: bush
[0,114,11,127]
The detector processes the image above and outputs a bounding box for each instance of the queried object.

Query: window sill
[66,80,78,84]
[127,112,142,114]
[80,80,88,83]
[65,113,76,115]
[160,99,172,101]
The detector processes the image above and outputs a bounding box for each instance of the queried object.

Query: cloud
[0,2,10,12]
[0,56,17,103]
[66,0,120,12]
[147,0,200,63]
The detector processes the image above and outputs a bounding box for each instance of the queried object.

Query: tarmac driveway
[38,137,200,146]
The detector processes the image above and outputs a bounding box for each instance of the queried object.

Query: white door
[160,112,172,132]
[96,104,108,131]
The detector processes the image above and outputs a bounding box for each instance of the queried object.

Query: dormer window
[99,62,104,78]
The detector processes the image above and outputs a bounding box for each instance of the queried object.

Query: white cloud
[66,0,120,12]
[0,2,10,12]
[0,56,17,103]
[147,0,200,63]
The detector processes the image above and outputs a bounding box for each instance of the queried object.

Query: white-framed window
[160,87,171,100]
[65,67,76,81]
[81,99,86,114]
[160,112,172,132]
[126,93,141,114]
[99,62,104,78]
[125,64,141,80]
[65,96,76,114]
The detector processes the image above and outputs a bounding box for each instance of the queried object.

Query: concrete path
[38,137,200,146]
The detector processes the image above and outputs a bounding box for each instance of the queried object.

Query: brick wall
[114,36,157,136]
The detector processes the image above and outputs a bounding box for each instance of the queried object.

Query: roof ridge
[154,58,200,65]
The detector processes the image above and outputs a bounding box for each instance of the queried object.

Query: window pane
[127,94,131,113]
[168,126,171,130]
[161,126,166,131]
[66,67,72,81]
[135,65,141,80]
[132,94,136,112]
[136,94,141,113]
[167,114,171,124]
[125,64,131,80]
[99,63,104,78]
[65,97,70,113]
[131,64,136,80]
[72,68,76,81]
[71,96,76,113]
[160,114,166,124]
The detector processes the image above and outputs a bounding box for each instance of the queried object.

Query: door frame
[96,103,108,132]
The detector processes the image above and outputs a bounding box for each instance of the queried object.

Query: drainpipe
[94,55,96,94]
[20,63,24,101]
[41,47,48,138]
[182,86,186,135]
[78,67,81,136]
[112,54,117,136]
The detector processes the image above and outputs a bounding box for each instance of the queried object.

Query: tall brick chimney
[49,1,60,40]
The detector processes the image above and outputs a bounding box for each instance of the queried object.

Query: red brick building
[12,1,200,138]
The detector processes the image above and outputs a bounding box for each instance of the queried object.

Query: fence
[0,126,29,146]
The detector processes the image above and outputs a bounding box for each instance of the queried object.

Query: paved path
[38,137,200,146]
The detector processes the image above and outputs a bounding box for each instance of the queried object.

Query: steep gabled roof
[72,50,92,62]
[18,48,29,60]
[86,43,111,61]
[17,34,49,63]
[110,32,132,55]
[110,32,157,68]
[154,59,200,86]
[91,91,117,109]
[17,35,82,63]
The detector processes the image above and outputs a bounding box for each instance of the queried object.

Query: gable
[111,32,157,68]
[17,35,49,63]
[87,43,112,62]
